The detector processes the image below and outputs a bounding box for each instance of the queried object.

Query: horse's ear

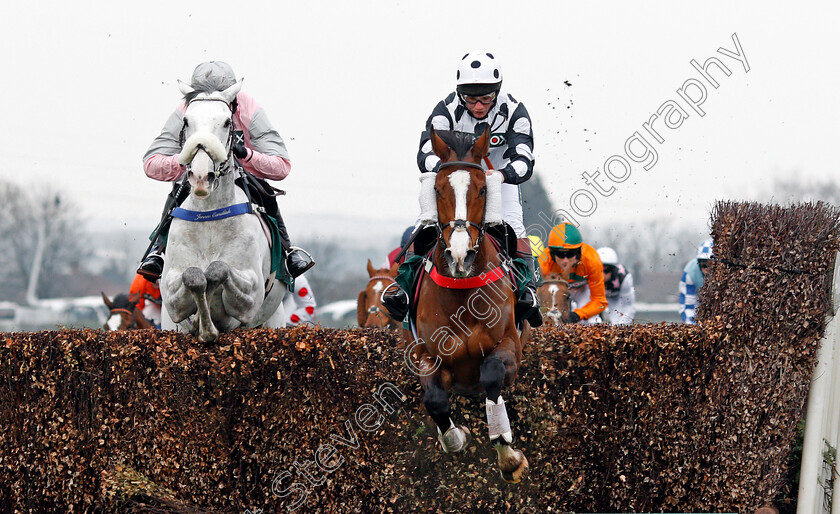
[178,79,195,97]
[220,79,243,104]
[473,125,490,159]
[356,290,368,327]
[366,259,376,277]
[430,126,450,160]
[101,292,114,310]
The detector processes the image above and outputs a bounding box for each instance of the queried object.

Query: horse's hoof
[438,425,471,454]
[499,451,528,484]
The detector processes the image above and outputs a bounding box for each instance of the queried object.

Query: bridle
[105,308,139,331]
[541,277,570,323]
[179,96,236,178]
[367,274,396,322]
[435,160,488,254]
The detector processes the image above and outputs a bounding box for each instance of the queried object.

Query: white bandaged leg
[486,396,513,444]
[484,172,503,225]
[418,173,438,225]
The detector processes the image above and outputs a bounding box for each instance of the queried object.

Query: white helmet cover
[456,52,503,96]
[597,247,619,266]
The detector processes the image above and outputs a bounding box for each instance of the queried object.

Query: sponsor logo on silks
[489,133,506,147]
[234,130,245,146]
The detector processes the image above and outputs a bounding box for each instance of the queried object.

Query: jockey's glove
[233,143,248,160]
[568,311,581,323]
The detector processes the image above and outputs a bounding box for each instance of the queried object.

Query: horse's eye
[223,119,231,128]
[435,188,441,198]
[479,187,487,197]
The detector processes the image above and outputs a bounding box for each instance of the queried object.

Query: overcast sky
[1,1,837,244]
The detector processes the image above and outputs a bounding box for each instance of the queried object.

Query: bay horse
[537,270,572,326]
[406,126,529,483]
[357,259,400,329]
[102,292,154,331]
[160,79,286,342]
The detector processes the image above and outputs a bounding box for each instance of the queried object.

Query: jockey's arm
[496,102,534,186]
[235,94,291,181]
[574,251,608,321]
[417,98,454,173]
[679,268,698,324]
[615,273,636,323]
[143,109,187,182]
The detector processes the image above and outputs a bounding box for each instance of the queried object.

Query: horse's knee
[480,356,506,402]
[423,386,450,419]
[205,261,230,292]
[182,267,206,292]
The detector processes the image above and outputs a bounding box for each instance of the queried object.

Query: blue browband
[171,202,251,222]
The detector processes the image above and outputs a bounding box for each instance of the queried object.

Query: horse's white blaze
[449,171,470,221]
[106,314,121,331]
[447,171,472,268]
[372,280,384,294]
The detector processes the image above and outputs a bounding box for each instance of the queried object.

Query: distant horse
[160,79,286,342]
[537,271,572,326]
[357,259,400,329]
[405,126,529,483]
[102,292,153,331]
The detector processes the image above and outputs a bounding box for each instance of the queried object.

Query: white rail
[798,252,840,513]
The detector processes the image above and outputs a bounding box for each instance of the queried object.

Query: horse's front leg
[181,266,218,342]
[161,269,198,325]
[419,357,471,454]
[206,261,262,326]
[481,344,528,483]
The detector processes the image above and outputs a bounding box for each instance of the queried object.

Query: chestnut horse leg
[481,350,529,483]
[421,372,470,453]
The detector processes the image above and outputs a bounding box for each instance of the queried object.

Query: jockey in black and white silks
[417,53,535,239]
[382,51,542,328]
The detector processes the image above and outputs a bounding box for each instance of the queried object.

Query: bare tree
[0,181,91,302]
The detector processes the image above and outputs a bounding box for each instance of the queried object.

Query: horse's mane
[436,130,478,161]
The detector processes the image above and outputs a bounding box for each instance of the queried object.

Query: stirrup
[137,252,164,281]
[380,283,409,321]
[286,246,315,278]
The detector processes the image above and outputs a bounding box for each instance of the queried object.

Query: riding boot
[381,282,409,322]
[272,210,315,278]
[137,243,165,281]
[513,238,543,328]
[137,181,189,281]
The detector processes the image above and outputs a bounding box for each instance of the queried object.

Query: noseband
[180,97,236,177]
[436,161,488,252]
[107,308,137,330]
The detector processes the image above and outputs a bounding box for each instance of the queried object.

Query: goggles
[550,247,580,260]
[459,92,497,106]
